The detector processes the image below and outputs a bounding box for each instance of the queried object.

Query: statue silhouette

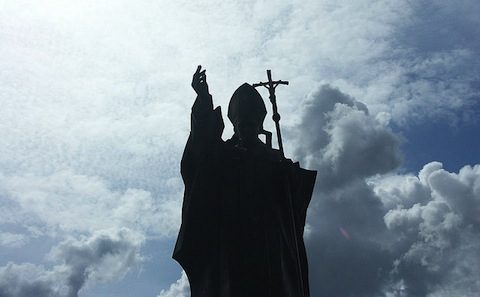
[173,66,317,297]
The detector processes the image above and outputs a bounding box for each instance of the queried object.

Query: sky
[0,0,479,296]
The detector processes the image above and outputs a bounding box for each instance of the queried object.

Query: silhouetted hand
[192,65,209,97]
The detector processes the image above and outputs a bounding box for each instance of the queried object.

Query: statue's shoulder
[264,146,284,162]
[253,142,287,164]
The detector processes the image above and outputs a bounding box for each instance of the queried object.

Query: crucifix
[253,69,289,158]
[254,70,307,297]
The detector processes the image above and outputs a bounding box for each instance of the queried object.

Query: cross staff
[253,70,289,158]
[255,71,307,297]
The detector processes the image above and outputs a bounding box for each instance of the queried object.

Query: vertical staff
[253,70,289,158]
[254,70,307,297]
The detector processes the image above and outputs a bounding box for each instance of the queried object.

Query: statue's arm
[191,65,213,118]
[181,66,224,184]
[189,65,223,141]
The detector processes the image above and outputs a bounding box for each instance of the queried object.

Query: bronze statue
[173,66,317,297]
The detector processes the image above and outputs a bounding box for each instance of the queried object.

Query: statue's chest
[218,150,283,227]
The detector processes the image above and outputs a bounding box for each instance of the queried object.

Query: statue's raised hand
[191,65,209,97]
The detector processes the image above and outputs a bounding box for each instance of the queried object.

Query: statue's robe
[173,93,317,297]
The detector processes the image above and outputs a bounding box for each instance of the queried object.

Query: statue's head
[228,83,267,144]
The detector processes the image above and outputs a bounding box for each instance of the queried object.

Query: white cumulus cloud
[157,271,190,297]
[378,162,480,297]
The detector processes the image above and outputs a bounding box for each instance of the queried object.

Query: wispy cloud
[2,170,181,237]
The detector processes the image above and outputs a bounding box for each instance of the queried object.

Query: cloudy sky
[1,0,479,296]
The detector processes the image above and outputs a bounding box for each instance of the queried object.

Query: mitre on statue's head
[227,83,267,128]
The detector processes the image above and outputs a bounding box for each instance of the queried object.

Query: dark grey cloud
[293,85,401,297]
[294,84,401,191]
[293,84,480,296]
[0,229,141,297]
[0,263,60,297]
[52,229,139,297]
